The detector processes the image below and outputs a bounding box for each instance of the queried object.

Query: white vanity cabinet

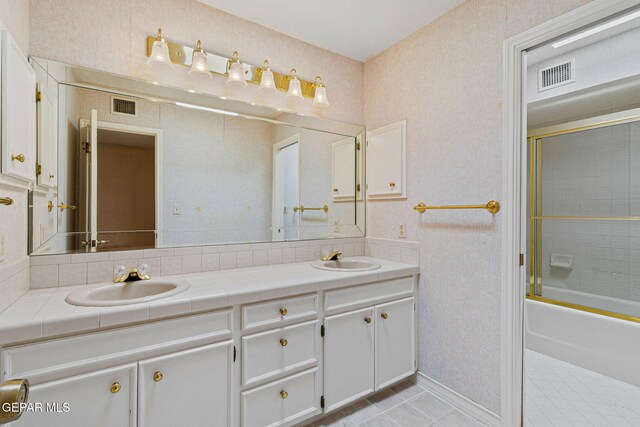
[366,120,406,200]
[138,342,233,427]
[17,363,137,427]
[1,30,36,183]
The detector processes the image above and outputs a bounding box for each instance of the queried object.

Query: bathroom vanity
[0,258,418,427]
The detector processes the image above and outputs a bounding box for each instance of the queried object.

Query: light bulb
[286,69,303,100]
[189,40,212,79]
[147,28,173,68]
[312,76,330,107]
[226,51,247,86]
[258,60,276,92]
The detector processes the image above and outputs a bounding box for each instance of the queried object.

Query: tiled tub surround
[28,237,365,290]
[0,256,416,345]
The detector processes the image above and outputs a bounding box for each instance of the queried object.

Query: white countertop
[0,257,419,346]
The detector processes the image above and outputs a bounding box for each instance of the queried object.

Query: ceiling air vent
[538,60,575,92]
[111,96,138,117]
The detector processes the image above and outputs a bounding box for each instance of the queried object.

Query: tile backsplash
[0,256,30,312]
[29,238,365,289]
[365,237,420,265]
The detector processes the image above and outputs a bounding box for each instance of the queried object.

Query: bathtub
[526,289,640,387]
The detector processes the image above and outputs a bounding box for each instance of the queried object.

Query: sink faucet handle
[138,263,151,280]
[114,265,128,282]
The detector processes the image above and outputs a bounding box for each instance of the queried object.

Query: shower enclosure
[528,110,640,321]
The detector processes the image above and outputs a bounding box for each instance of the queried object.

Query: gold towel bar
[294,205,329,213]
[0,197,13,206]
[413,200,500,214]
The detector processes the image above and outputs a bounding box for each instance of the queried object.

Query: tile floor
[301,378,486,426]
[525,350,640,426]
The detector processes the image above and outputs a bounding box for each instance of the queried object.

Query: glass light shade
[189,43,212,79]
[227,61,247,86]
[147,31,173,68]
[313,85,329,107]
[286,77,303,100]
[258,63,276,92]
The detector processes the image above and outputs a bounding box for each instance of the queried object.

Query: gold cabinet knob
[11,154,25,163]
[280,390,288,399]
[381,313,388,320]
[333,188,339,192]
[389,182,396,188]
[0,378,29,424]
[364,317,372,324]
[49,174,55,179]
[110,382,121,393]
[58,203,77,211]
[280,338,288,347]
[279,308,288,316]
[153,371,163,382]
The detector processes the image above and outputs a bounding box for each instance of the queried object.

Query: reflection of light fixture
[312,75,329,107]
[147,28,173,68]
[258,60,276,92]
[189,40,212,78]
[226,51,247,86]
[286,69,303,100]
[552,9,640,48]
[175,102,239,117]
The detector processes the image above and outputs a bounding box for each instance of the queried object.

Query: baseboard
[414,372,500,426]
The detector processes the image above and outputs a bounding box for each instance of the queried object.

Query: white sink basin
[66,278,190,307]
[311,259,381,272]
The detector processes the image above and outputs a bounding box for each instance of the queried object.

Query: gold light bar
[146,36,318,98]
[0,197,13,206]
[413,200,500,214]
[293,205,329,213]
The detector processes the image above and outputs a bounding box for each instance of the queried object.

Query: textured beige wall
[364,0,593,414]
[0,0,29,53]
[28,0,364,125]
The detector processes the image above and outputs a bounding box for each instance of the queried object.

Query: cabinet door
[323,306,375,411]
[16,364,136,427]
[36,82,57,189]
[1,30,36,182]
[138,341,233,427]
[332,138,356,201]
[366,120,406,199]
[375,297,416,389]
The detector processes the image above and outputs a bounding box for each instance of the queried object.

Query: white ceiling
[197,0,464,61]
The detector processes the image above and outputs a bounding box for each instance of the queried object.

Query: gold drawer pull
[280,390,288,399]
[279,308,288,316]
[364,317,372,324]
[381,313,388,320]
[153,371,163,382]
[11,154,25,163]
[389,182,396,188]
[280,338,288,347]
[110,382,121,393]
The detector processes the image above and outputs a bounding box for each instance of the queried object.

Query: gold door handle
[280,390,288,399]
[280,338,288,347]
[389,182,396,188]
[0,197,14,206]
[11,154,25,163]
[381,313,388,319]
[153,372,163,382]
[279,308,288,316]
[364,317,372,324]
[110,382,121,393]
[47,201,53,212]
[0,379,29,424]
[58,203,77,211]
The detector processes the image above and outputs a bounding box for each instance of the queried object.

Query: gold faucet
[321,250,343,261]
[114,267,150,283]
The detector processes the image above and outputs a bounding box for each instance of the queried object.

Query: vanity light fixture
[286,69,303,100]
[312,76,330,107]
[258,60,276,92]
[226,51,247,86]
[552,9,640,48]
[147,28,173,68]
[189,40,212,78]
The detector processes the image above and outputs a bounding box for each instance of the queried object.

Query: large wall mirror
[29,58,364,255]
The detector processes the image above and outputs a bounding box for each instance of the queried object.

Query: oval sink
[66,278,190,307]
[311,259,381,272]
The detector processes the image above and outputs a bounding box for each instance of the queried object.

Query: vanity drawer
[241,367,320,427]
[242,294,318,331]
[324,277,414,315]
[242,320,318,387]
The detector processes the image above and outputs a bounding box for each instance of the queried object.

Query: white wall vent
[111,96,138,117]
[538,60,575,92]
